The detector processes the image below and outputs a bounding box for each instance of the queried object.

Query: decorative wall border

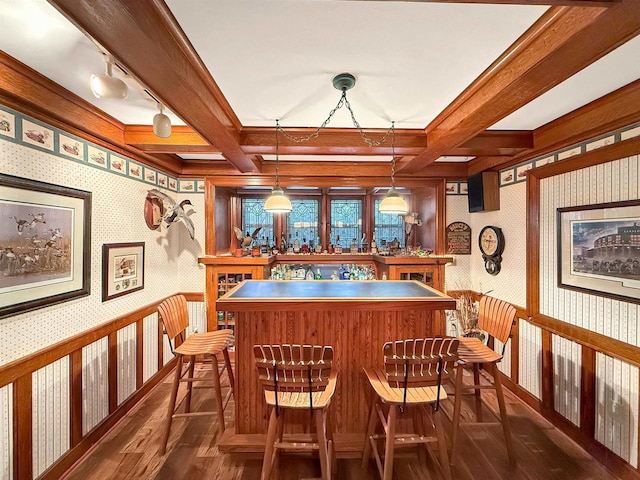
[445,121,640,195]
[0,104,204,194]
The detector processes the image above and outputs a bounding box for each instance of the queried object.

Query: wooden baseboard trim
[45,358,177,480]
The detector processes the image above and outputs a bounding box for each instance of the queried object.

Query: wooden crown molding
[48,0,259,173]
[468,78,640,175]
[401,0,640,173]
[354,1,619,5]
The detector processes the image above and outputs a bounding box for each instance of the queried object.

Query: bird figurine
[147,189,195,241]
[9,216,31,235]
[403,212,423,244]
[234,226,262,248]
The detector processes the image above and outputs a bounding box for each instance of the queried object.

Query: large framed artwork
[0,173,91,318]
[557,200,640,303]
[102,242,145,301]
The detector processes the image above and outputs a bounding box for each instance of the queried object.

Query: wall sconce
[90,55,128,100]
[153,103,171,138]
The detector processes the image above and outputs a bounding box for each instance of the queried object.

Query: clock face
[479,227,499,256]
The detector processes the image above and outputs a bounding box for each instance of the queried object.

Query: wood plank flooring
[63,366,623,480]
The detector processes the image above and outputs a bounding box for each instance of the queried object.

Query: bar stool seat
[157,294,235,455]
[362,337,459,480]
[254,344,337,480]
[451,295,516,465]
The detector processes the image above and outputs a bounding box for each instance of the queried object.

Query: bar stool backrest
[158,294,189,343]
[383,337,459,389]
[478,295,516,345]
[254,344,334,394]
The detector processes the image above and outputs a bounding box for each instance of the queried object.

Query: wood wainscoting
[0,292,204,480]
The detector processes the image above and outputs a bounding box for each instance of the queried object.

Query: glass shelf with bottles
[269,263,376,281]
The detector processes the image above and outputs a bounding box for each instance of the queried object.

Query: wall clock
[479,225,505,275]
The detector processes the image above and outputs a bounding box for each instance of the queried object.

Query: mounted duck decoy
[147,189,195,241]
[233,226,262,248]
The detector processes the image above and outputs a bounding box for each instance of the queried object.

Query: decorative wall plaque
[446,222,472,254]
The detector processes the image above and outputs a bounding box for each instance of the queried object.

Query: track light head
[153,104,172,138]
[90,56,128,99]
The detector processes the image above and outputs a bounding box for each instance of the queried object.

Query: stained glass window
[374,199,404,247]
[330,199,362,247]
[286,199,320,248]
[241,198,274,246]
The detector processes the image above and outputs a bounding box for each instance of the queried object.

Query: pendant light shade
[153,104,172,138]
[379,123,408,214]
[90,56,128,100]
[264,186,292,213]
[379,187,408,214]
[264,120,292,213]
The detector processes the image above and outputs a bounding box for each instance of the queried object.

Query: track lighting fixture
[90,55,129,100]
[153,103,172,138]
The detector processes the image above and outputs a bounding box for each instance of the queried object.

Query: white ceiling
[0,0,639,142]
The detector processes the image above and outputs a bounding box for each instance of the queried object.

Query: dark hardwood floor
[63,366,623,480]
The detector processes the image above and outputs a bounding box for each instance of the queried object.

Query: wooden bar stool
[451,295,517,465]
[361,337,459,480]
[157,294,235,455]
[254,344,338,480]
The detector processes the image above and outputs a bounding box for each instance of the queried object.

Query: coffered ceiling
[1,0,639,180]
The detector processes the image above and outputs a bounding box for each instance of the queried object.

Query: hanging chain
[276,90,394,147]
[390,121,396,188]
[275,119,281,187]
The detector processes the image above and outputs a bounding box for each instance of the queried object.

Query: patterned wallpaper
[0,104,207,364]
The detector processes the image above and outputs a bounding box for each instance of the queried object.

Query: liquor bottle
[335,235,343,254]
[327,238,334,254]
[370,232,378,254]
[293,231,300,254]
[271,237,279,256]
[350,238,358,254]
[301,238,309,254]
[280,233,287,254]
[261,236,269,255]
[361,232,368,253]
[287,233,294,254]
[315,236,322,254]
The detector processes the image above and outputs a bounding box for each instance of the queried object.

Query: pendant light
[264,120,292,213]
[379,122,408,214]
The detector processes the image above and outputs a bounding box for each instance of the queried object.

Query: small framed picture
[102,242,145,301]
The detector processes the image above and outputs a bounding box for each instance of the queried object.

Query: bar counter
[216,280,456,453]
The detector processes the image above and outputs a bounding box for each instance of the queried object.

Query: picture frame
[102,242,145,301]
[0,173,91,318]
[557,200,640,304]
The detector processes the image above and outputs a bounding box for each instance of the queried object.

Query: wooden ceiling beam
[124,125,220,153]
[451,130,533,156]
[400,0,640,173]
[205,175,448,188]
[48,0,258,173]
[240,127,532,156]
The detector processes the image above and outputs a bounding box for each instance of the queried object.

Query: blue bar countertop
[216,280,455,311]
